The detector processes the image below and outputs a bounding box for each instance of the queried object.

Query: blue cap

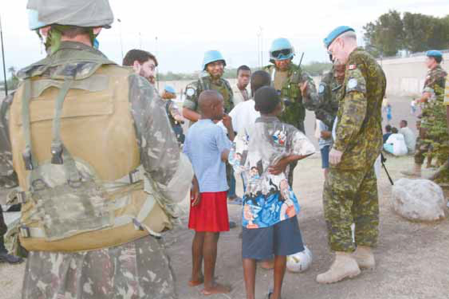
[426,50,443,58]
[323,26,355,48]
[164,85,176,94]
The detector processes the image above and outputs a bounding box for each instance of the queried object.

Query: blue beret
[324,26,355,48]
[426,50,443,58]
[164,85,176,94]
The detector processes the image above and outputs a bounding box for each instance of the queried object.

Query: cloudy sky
[0,0,448,77]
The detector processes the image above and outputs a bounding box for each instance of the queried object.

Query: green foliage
[364,11,449,56]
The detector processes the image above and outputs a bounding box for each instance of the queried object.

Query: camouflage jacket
[0,41,185,204]
[183,72,234,114]
[333,48,386,170]
[263,63,317,129]
[303,67,341,128]
[421,65,448,120]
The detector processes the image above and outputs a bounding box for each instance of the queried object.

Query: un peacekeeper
[0,1,193,298]
[303,57,346,129]
[263,38,318,186]
[402,50,447,177]
[182,50,234,122]
[317,26,386,284]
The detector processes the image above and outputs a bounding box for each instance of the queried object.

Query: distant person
[398,120,416,155]
[229,86,315,299]
[123,49,158,85]
[315,120,333,180]
[384,127,408,156]
[162,85,185,145]
[402,50,447,177]
[183,90,234,295]
[233,65,251,106]
[383,124,392,144]
[410,99,417,115]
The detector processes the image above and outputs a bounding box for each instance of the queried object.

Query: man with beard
[123,49,158,85]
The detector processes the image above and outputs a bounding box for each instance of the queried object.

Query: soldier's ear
[39,26,51,37]
[93,27,102,35]
[133,61,142,73]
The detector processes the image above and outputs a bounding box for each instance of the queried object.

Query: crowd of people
[0,1,448,299]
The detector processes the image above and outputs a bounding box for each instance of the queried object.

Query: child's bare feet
[260,259,274,270]
[201,283,231,296]
[188,275,204,287]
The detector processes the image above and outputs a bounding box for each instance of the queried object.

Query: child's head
[198,90,224,121]
[250,70,271,96]
[254,86,282,116]
[391,127,398,134]
[385,124,392,133]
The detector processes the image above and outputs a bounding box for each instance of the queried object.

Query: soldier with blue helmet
[182,50,234,122]
[402,50,447,177]
[2,1,193,298]
[263,38,318,186]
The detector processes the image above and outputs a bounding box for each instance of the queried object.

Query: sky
[0,0,449,77]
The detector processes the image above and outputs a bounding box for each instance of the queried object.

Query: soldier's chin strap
[381,153,394,186]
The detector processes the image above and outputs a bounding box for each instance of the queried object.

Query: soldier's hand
[299,82,308,97]
[329,148,343,165]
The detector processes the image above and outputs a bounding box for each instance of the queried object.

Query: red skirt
[188,191,230,232]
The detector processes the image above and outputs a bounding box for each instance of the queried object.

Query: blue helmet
[202,50,226,70]
[426,50,443,59]
[269,38,295,62]
[27,9,46,30]
[164,85,176,94]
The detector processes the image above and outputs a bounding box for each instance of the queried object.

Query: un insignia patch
[186,88,195,97]
[347,78,358,89]
[318,84,325,94]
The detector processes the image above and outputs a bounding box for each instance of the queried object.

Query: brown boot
[401,164,422,177]
[352,246,375,270]
[316,252,361,284]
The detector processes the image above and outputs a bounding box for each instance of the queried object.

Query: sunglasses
[271,49,292,59]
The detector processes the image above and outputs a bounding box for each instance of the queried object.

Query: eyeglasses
[271,49,292,59]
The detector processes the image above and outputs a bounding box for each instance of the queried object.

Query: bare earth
[1,96,448,299]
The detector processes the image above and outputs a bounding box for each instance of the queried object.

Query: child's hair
[254,86,280,114]
[251,71,271,96]
[385,124,392,132]
[391,127,398,134]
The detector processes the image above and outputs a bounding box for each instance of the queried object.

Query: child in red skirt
[183,90,235,296]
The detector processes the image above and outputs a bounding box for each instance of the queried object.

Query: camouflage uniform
[323,48,386,253]
[183,73,234,115]
[263,63,318,185]
[303,66,342,129]
[0,42,183,299]
[415,65,448,165]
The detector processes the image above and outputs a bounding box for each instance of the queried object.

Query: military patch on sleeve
[185,87,195,97]
[348,64,357,70]
[347,78,358,89]
[318,84,325,94]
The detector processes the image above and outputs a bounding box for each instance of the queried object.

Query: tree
[363,10,404,57]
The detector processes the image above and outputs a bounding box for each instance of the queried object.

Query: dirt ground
[1,96,449,299]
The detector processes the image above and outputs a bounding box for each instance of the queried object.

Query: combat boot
[352,246,375,270]
[316,252,361,284]
[400,164,421,177]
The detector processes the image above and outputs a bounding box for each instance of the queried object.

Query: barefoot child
[183,90,235,295]
[229,86,315,299]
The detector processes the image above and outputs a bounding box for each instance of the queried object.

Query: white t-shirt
[398,127,416,154]
[385,133,408,156]
[219,99,260,133]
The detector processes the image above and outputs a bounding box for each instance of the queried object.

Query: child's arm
[190,175,200,206]
[268,153,313,175]
[221,149,230,162]
[222,114,235,141]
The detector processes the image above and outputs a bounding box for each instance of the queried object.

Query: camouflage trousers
[22,236,177,299]
[414,136,433,165]
[323,166,379,252]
